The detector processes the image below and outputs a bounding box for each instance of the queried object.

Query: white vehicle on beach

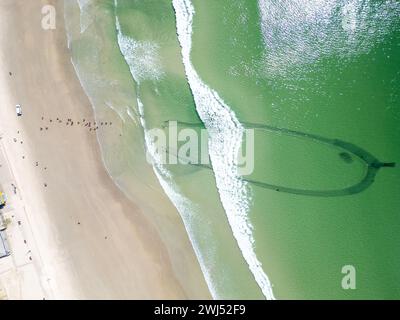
[16,104,22,116]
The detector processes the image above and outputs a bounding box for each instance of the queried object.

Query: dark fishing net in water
[162,120,395,197]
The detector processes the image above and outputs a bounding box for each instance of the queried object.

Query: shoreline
[0,0,210,299]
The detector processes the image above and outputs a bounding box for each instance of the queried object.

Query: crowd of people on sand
[11,115,114,191]
[39,116,113,132]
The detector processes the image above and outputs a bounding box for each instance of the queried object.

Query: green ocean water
[65,0,400,299]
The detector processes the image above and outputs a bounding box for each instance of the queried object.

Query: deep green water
[66,0,400,299]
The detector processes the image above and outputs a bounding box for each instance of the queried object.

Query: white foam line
[137,96,219,298]
[113,0,218,298]
[172,0,275,299]
[76,0,93,33]
[115,14,164,83]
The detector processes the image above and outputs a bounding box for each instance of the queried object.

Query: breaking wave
[172,0,275,300]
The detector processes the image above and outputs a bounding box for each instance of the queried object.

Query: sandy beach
[0,0,210,299]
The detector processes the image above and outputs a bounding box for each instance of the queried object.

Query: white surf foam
[77,0,94,34]
[138,95,219,298]
[153,156,219,299]
[115,17,164,83]
[172,0,275,299]
[113,0,218,298]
